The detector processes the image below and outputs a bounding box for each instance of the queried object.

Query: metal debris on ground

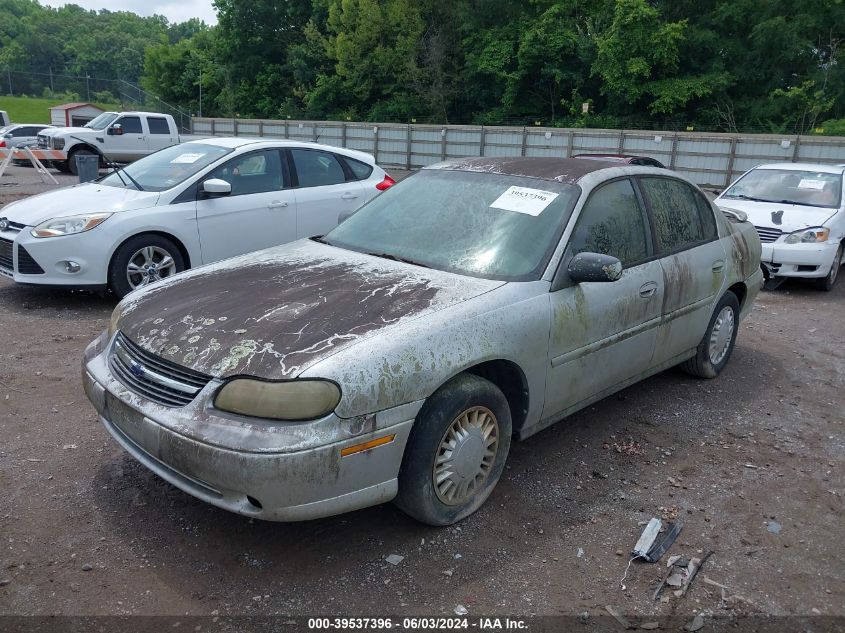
[384,554,404,565]
[653,551,714,600]
[684,614,704,631]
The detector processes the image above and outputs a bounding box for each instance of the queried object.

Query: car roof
[423,156,625,184]
[187,136,377,164]
[752,162,845,174]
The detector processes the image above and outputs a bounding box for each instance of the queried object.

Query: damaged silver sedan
[82,157,763,525]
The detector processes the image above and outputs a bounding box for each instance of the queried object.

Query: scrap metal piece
[644,521,683,563]
[632,518,662,559]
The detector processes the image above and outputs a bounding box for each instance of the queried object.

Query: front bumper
[761,241,839,279]
[82,332,417,521]
[0,224,111,286]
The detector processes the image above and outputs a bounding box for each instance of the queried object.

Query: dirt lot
[0,166,843,628]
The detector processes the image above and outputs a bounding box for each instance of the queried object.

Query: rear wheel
[394,373,512,526]
[681,291,740,379]
[814,243,843,291]
[108,234,185,299]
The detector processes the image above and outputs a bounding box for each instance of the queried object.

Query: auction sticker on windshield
[798,179,826,190]
[171,153,205,164]
[490,186,559,216]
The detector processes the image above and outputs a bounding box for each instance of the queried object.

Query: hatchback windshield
[99,143,233,192]
[323,170,580,281]
[722,169,842,209]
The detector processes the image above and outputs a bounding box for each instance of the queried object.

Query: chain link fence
[1,70,193,133]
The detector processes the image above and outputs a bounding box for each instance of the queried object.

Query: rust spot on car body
[116,241,501,380]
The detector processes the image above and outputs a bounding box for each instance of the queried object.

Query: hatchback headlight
[784,227,830,244]
[31,212,111,238]
[214,378,341,421]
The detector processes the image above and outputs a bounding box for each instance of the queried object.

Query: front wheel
[681,291,740,379]
[108,234,185,299]
[814,243,843,291]
[394,373,512,526]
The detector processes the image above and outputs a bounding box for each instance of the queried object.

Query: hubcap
[433,406,499,506]
[126,246,177,290]
[708,306,735,366]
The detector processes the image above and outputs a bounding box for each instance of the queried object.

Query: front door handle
[268,200,288,209]
[341,192,358,200]
[639,281,658,298]
[712,260,725,272]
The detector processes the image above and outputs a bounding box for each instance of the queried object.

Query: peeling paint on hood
[116,240,504,380]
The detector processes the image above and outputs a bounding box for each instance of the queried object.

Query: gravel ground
[0,165,843,627]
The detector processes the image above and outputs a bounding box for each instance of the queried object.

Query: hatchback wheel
[109,235,185,299]
[395,373,512,526]
[681,291,740,379]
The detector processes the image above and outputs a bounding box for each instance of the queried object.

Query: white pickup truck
[37,111,183,174]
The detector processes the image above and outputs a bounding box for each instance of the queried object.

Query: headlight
[52,137,65,150]
[784,227,829,244]
[30,212,111,238]
[214,378,341,421]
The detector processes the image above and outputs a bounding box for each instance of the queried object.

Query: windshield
[99,143,233,192]
[722,168,842,209]
[323,170,580,281]
[84,113,119,130]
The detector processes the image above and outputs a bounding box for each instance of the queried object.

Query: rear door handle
[269,201,288,209]
[639,281,658,298]
[712,260,725,272]
[341,192,358,200]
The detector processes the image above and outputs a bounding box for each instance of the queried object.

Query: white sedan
[0,138,394,297]
[715,162,845,290]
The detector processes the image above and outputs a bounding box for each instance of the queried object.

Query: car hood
[1,183,161,226]
[716,198,838,233]
[116,240,505,380]
[39,126,92,137]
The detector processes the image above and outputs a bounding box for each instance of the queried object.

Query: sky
[40,0,218,25]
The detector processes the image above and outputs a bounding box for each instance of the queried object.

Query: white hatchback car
[0,138,393,296]
[715,162,845,290]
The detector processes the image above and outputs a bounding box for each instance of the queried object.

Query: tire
[108,234,186,299]
[67,147,97,176]
[394,373,512,526]
[53,160,71,174]
[681,291,740,379]
[814,243,843,291]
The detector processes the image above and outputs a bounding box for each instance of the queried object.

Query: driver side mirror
[107,124,123,136]
[201,178,232,198]
[566,252,623,284]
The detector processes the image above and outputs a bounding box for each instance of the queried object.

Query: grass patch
[0,96,121,124]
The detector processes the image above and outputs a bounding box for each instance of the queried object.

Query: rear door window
[639,177,715,254]
[147,117,170,134]
[290,149,347,187]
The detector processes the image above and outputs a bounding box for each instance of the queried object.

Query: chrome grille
[109,332,211,407]
[754,226,783,243]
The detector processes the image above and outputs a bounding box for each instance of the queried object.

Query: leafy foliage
[1,0,844,132]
